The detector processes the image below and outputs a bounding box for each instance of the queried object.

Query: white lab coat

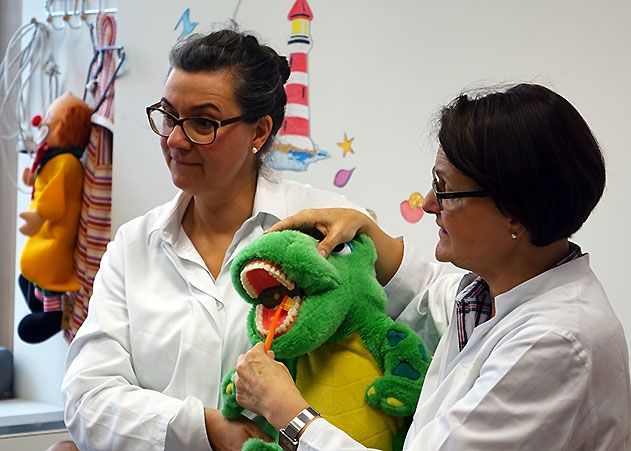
[62,176,399,451]
[299,250,631,450]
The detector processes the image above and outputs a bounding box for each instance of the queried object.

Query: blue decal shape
[174,8,198,39]
[267,149,330,172]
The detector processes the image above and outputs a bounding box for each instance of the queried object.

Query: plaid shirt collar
[456,242,583,351]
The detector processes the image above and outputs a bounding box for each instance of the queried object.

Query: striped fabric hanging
[64,13,117,342]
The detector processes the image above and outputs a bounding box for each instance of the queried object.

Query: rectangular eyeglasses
[431,168,489,210]
[146,102,244,145]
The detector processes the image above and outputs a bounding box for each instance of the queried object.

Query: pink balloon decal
[400,192,424,223]
[334,168,355,187]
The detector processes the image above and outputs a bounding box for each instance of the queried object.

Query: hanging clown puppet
[17,92,93,343]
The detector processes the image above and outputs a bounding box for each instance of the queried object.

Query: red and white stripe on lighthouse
[275,0,316,155]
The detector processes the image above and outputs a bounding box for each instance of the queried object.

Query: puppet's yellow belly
[295,333,402,451]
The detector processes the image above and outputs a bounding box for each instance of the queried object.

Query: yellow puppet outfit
[18,93,93,344]
[20,153,84,292]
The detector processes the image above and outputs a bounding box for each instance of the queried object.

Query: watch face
[279,431,299,451]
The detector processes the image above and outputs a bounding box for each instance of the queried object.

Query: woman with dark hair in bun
[61,29,374,451]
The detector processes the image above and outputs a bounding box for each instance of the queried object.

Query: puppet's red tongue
[262,306,289,331]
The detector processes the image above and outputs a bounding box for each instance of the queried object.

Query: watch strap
[279,407,320,450]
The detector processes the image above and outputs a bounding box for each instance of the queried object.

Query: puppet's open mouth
[240,260,303,338]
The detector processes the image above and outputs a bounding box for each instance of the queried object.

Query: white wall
[8,0,96,407]
[0,0,22,353]
[113,0,631,360]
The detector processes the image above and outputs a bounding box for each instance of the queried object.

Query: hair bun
[276,55,290,84]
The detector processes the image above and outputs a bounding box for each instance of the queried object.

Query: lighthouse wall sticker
[268,0,329,172]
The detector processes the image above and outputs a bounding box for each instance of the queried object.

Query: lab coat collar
[443,253,592,374]
[146,191,191,246]
[455,251,592,323]
[493,253,591,316]
[146,174,289,247]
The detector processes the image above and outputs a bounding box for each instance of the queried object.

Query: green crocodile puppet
[221,230,431,451]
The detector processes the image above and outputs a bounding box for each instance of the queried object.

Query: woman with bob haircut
[233,83,631,450]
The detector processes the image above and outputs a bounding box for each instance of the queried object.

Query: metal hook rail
[44,0,117,30]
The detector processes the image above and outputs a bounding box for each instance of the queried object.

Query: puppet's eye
[331,242,353,256]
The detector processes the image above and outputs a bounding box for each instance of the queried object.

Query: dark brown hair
[169,30,290,166]
[438,84,606,246]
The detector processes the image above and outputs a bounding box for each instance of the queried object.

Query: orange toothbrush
[264,295,290,352]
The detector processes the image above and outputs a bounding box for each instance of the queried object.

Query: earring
[511,233,517,239]
[252,146,258,154]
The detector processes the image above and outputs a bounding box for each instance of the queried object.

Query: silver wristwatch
[278,407,320,451]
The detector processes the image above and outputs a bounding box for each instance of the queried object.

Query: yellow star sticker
[337,132,355,157]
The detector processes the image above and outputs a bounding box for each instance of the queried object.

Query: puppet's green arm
[364,322,431,417]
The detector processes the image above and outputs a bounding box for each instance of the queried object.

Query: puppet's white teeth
[268,265,295,290]
[240,260,296,299]
[255,305,267,336]
[286,306,297,321]
[254,297,302,338]
[255,305,268,336]
[277,296,302,333]
[240,266,260,298]
[242,279,258,299]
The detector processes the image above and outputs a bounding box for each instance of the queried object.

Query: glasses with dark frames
[146,102,244,145]
[431,168,489,210]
